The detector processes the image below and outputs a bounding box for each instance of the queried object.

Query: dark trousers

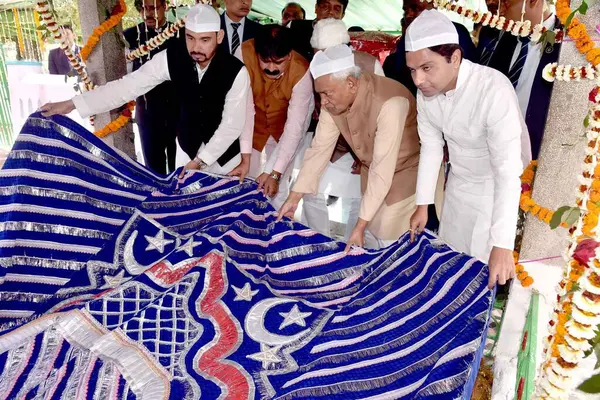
[136,96,177,175]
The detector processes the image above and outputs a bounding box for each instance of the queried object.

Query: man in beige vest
[293,17,385,241]
[229,25,314,209]
[278,45,420,250]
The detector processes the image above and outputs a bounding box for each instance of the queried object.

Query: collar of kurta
[444,59,472,98]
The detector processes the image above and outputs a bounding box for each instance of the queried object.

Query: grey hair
[331,65,362,80]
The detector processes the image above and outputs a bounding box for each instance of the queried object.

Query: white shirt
[510,14,556,116]
[235,47,315,174]
[72,50,250,167]
[224,12,245,53]
[415,60,531,255]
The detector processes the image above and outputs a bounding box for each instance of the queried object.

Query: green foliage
[549,206,580,230]
[565,0,589,28]
[579,372,600,394]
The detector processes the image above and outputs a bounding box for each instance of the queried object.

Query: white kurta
[72,50,251,174]
[415,59,531,262]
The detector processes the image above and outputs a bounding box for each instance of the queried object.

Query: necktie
[230,22,241,54]
[479,36,499,66]
[508,37,530,88]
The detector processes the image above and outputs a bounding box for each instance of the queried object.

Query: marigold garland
[533,87,600,399]
[80,0,127,62]
[556,0,600,66]
[93,101,136,138]
[126,18,185,61]
[420,0,563,44]
[514,251,535,287]
[520,160,569,228]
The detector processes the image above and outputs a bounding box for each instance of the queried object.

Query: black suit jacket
[48,47,78,75]
[477,20,562,159]
[122,22,179,144]
[219,14,260,54]
[289,19,316,62]
[383,22,477,97]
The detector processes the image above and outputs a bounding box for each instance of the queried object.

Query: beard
[189,48,216,64]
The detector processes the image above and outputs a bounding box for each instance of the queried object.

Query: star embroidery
[145,230,173,253]
[279,304,312,330]
[247,344,282,368]
[178,237,198,257]
[100,270,126,289]
[232,283,259,301]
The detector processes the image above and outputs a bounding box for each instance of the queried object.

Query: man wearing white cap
[278,45,421,251]
[405,10,531,289]
[295,18,385,241]
[40,4,250,177]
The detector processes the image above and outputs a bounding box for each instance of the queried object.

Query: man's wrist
[416,204,429,211]
[354,218,369,232]
[288,191,304,203]
[270,170,282,182]
[240,153,251,162]
[193,156,207,169]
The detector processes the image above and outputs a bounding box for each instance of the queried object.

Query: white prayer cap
[405,10,459,52]
[310,44,355,79]
[185,4,221,33]
[310,18,350,50]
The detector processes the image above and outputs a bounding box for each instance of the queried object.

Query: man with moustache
[281,2,306,27]
[220,0,260,54]
[228,25,314,209]
[123,0,179,174]
[40,4,251,177]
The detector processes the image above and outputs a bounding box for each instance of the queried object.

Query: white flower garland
[126,18,185,61]
[533,88,600,399]
[420,0,563,44]
[35,0,96,91]
[542,62,600,82]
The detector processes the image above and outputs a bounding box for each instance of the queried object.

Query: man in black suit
[281,2,305,27]
[477,0,560,159]
[383,0,477,96]
[288,0,348,62]
[48,25,79,75]
[123,0,179,174]
[219,0,260,54]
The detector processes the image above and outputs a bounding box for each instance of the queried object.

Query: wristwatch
[270,172,281,182]
[193,156,207,170]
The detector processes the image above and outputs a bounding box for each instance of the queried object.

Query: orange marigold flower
[518,271,528,281]
[516,264,525,274]
[522,276,534,287]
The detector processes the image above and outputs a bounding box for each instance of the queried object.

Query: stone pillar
[78,0,135,158]
[492,3,600,399]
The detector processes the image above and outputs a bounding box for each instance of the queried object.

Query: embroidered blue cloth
[0,114,492,399]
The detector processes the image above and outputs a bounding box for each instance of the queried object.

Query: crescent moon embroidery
[123,230,162,275]
[245,298,309,347]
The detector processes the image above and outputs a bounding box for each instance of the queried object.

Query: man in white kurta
[40,4,250,177]
[406,10,531,289]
